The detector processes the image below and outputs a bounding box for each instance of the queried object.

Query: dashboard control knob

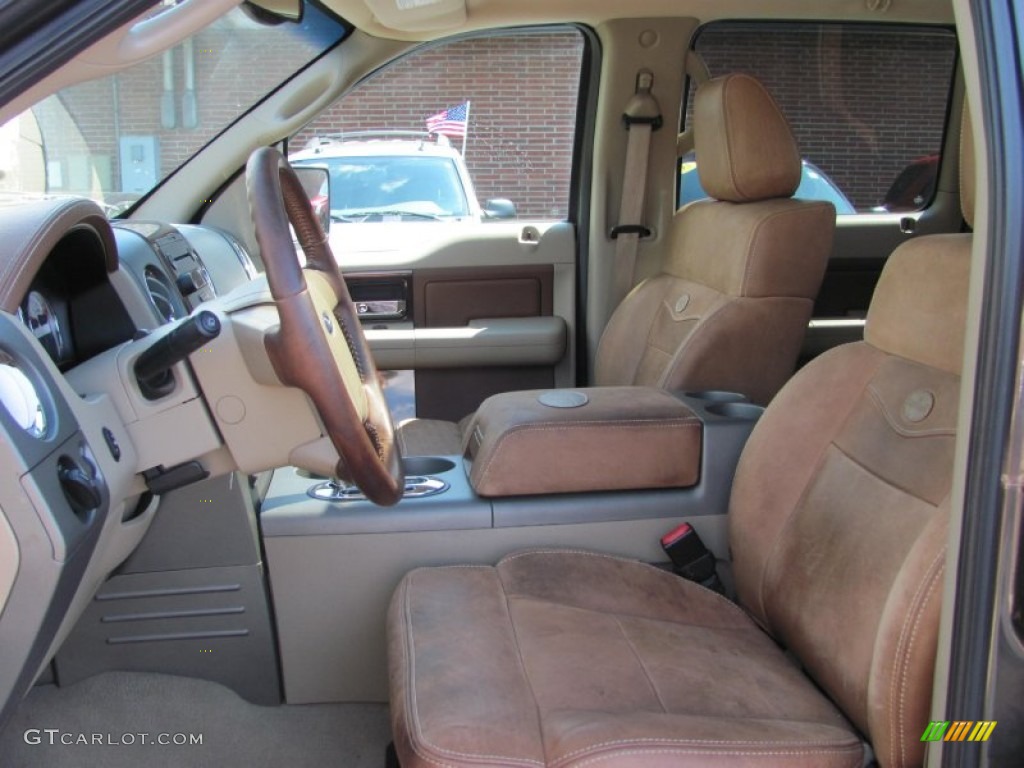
[57,455,101,518]
[176,272,200,296]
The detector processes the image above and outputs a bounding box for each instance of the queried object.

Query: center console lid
[464,386,702,497]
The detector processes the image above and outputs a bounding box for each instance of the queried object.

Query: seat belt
[610,70,662,306]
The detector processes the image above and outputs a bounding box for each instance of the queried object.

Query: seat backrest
[728,108,976,768]
[594,73,835,405]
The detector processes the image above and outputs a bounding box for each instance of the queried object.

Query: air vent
[144,266,181,324]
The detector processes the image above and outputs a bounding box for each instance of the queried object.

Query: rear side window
[681,23,957,214]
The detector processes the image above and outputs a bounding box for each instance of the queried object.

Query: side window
[291,29,583,223]
[679,23,957,215]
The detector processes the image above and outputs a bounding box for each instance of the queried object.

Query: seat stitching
[554,735,863,766]
[567,746,863,768]
[740,202,833,297]
[508,593,754,634]
[498,549,748,617]
[404,570,545,766]
[613,616,668,714]
[757,353,883,625]
[655,293,731,389]
[476,420,701,489]
[866,384,956,438]
[894,548,946,768]
[829,440,944,504]
[497,568,549,767]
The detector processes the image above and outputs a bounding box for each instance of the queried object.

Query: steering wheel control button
[102,428,121,461]
[538,390,589,409]
[321,311,335,334]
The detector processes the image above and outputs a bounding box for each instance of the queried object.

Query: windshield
[0,2,347,215]
[294,155,471,220]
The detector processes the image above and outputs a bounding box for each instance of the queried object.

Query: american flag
[425,102,469,138]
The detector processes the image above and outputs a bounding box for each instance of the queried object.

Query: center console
[260,386,764,704]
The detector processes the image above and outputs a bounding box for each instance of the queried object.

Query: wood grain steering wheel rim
[246,146,403,506]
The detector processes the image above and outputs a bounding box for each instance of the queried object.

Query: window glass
[0,2,347,215]
[292,29,584,221]
[680,23,957,214]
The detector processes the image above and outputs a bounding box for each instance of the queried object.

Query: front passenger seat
[397,73,835,456]
[386,112,976,768]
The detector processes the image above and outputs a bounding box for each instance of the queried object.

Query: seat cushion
[388,550,865,768]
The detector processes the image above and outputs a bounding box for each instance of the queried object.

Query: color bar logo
[921,721,997,742]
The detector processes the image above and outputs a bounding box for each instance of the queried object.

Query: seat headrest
[864,234,971,375]
[961,104,976,228]
[694,73,801,203]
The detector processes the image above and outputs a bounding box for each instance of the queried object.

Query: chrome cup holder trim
[307,475,450,502]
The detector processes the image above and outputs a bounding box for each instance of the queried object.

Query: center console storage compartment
[464,386,702,497]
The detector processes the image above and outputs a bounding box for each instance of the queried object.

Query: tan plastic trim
[929,7,988,761]
[187,283,331,476]
[325,0,953,43]
[0,504,19,620]
[365,316,566,369]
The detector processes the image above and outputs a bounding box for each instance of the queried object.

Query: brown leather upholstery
[398,74,833,456]
[390,552,865,768]
[387,117,976,767]
[694,73,802,202]
[464,387,702,496]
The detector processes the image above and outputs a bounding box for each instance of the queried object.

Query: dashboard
[9,215,258,372]
[0,196,266,728]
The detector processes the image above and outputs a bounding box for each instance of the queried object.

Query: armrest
[465,386,702,497]
[365,315,565,369]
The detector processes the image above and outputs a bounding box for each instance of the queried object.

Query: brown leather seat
[386,114,976,768]
[397,73,835,457]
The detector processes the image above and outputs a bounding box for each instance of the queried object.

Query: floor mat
[0,671,391,767]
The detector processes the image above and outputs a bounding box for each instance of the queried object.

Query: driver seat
[386,115,975,767]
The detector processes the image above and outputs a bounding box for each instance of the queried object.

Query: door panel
[414,265,553,328]
[343,221,576,421]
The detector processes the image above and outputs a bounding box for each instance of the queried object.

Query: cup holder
[684,390,749,403]
[297,457,455,487]
[705,402,765,421]
[401,456,457,476]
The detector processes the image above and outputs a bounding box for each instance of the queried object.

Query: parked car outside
[290,130,516,260]
[679,151,856,214]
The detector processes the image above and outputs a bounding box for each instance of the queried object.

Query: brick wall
[292,31,584,218]
[42,21,324,206]
[692,23,957,209]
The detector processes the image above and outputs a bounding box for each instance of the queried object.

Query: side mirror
[483,198,517,220]
[293,165,331,235]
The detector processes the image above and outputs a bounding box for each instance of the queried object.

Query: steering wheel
[246,147,404,506]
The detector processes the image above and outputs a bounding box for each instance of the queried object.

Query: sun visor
[363,0,466,32]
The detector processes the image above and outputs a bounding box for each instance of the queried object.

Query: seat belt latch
[660,522,723,593]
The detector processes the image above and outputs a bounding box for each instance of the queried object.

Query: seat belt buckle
[660,522,723,593]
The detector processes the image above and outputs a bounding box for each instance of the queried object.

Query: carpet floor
[0,671,391,767]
